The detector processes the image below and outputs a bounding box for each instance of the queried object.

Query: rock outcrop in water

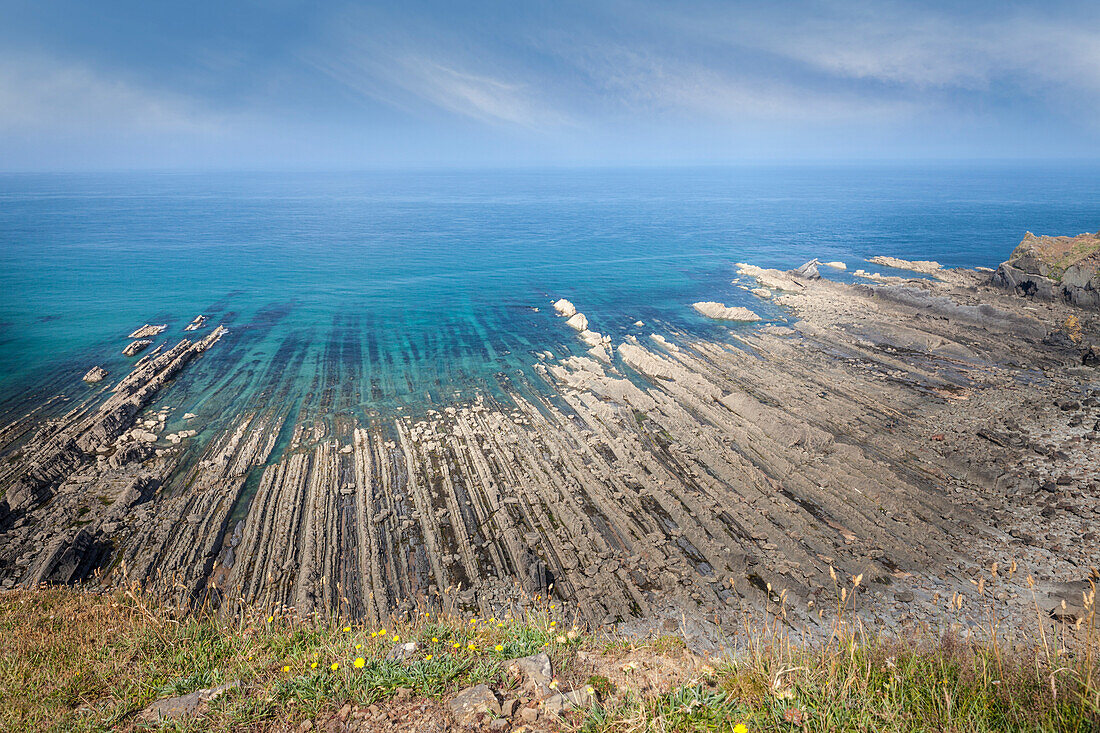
[82,366,108,383]
[0,248,1097,649]
[123,339,152,357]
[128,324,167,339]
[692,302,761,321]
[993,230,1100,308]
[866,256,942,274]
[552,299,577,317]
[184,315,207,332]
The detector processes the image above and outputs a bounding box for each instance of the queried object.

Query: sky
[1,0,1099,169]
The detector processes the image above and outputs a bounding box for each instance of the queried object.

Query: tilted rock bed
[0,252,1098,648]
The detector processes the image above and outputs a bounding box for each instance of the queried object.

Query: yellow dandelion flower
[331,662,339,671]
[355,644,362,650]
[431,637,438,643]
[495,644,504,652]
[311,662,318,669]
[425,654,433,661]
[549,604,556,609]
[467,643,476,651]
[267,616,274,623]
[733,725,748,733]
[497,622,504,628]
[393,635,400,642]
[549,679,559,690]
[453,642,460,648]
[343,626,351,632]
[549,621,556,627]
[371,631,378,638]
[380,628,387,635]
[469,618,476,624]
[354,657,365,668]
[282,665,290,672]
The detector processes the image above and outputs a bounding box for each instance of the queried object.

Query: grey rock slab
[139,681,239,722]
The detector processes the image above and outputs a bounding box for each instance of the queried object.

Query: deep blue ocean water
[1,165,1098,421]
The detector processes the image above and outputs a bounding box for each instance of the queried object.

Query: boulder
[543,688,593,717]
[692,302,761,322]
[821,261,847,270]
[506,652,554,700]
[448,684,499,726]
[993,231,1100,308]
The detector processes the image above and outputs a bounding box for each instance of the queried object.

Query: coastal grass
[0,581,1097,732]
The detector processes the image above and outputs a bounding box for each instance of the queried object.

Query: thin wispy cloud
[0,54,222,136]
[0,0,1097,168]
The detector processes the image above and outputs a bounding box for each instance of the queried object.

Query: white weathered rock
[552,299,577,317]
[751,288,772,299]
[821,261,847,270]
[692,302,761,322]
[565,312,589,331]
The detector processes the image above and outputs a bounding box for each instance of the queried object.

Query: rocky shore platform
[1,233,1098,649]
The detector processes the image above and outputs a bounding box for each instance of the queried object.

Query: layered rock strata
[0,258,1097,648]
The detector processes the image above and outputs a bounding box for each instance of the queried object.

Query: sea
[2,164,1098,431]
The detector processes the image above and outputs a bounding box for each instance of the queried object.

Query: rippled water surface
[2,165,1098,418]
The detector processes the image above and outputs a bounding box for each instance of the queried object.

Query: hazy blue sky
[2,0,1098,169]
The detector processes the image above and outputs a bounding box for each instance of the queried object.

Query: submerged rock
[993,230,1100,308]
[82,366,108,383]
[692,302,761,322]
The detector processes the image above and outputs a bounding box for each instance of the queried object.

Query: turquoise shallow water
[2,165,1099,421]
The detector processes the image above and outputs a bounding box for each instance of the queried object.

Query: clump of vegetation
[0,571,1097,732]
